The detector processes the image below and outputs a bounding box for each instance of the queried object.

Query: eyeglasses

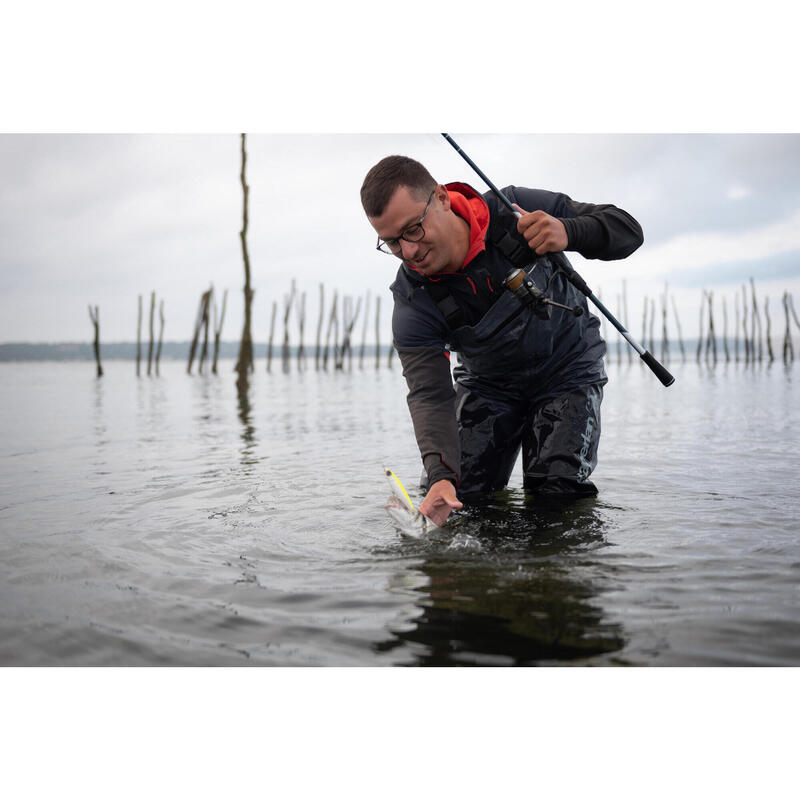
[376,189,436,255]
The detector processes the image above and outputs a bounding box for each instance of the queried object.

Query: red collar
[446,182,489,270]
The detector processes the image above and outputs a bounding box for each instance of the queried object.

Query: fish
[384,468,440,538]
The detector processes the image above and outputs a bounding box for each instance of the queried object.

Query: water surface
[1,357,798,665]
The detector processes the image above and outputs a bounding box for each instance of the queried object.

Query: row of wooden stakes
[598,280,800,365]
[87,279,800,378]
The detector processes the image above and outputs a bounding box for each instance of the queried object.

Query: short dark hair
[360,155,437,217]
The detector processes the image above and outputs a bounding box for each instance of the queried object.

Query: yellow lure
[384,468,416,513]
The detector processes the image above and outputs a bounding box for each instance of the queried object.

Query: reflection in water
[236,376,258,471]
[376,494,626,666]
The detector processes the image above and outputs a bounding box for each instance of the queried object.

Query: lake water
[1,355,798,666]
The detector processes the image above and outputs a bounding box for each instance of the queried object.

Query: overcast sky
[2,132,800,344]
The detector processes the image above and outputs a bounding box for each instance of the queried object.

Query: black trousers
[455,382,603,497]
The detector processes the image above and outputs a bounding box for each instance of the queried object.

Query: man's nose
[398,238,420,259]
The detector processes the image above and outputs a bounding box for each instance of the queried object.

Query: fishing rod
[441,133,675,387]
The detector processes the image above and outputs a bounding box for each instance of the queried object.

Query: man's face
[369,185,455,276]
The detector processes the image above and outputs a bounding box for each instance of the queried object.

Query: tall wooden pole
[235,133,255,391]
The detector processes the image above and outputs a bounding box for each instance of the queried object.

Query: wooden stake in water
[235,133,255,389]
[359,290,370,370]
[267,300,276,373]
[212,288,227,375]
[783,292,795,363]
[156,299,164,377]
[323,290,338,371]
[751,278,762,362]
[315,283,324,371]
[137,293,142,378]
[764,296,774,364]
[670,295,686,363]
[88,304,103,378]
[697,291,705,363]
[722,294,730,363]
[198,288,210,375]
[297,290,306,370]
[742,284,750,365]
[706,291,717,365]
[147,291,155,377]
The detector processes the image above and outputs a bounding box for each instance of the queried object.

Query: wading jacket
[390,182,643,489]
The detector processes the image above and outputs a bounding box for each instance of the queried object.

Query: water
[1,356,798,666]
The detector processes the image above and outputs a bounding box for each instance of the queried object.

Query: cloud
[633,209,800,281]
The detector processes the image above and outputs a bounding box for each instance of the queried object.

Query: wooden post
[722,295,730,363]
[742,284,750,364]
[359,290,370,370]
[323,290,338,371]
[734,291,740,362]
[282,279,296,372]
[88,305,103,377]
[642,296,649,362]
[783,293,795,363]
[337,295,362,370]
[616,293,622,364]
[649,297,655,355]
[315,283,324,371]
[670,295,686,362]
[147,291,155,377]
[155,299,164,376]
[267,300,277,373]
[212,288,227,375]
[706,291,717,364]
[235,133,255,391]
[696,291,705,363]
[188,289,211,375]
[136,294,142,377]
[623,280,632,363]
[199,288,211,374]
[764,296,774,363]
[297,290,306,370]
[751,278,762,362]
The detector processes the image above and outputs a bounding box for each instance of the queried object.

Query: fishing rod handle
[640,351,676,386]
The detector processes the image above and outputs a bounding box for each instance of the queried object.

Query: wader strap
[425,280,466,329]
[487,213,536,268]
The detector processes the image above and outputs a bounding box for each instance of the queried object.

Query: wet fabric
[454,382,603,495]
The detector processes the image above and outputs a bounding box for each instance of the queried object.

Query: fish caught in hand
[384,468,440,538]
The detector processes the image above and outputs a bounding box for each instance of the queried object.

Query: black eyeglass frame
[375,188,437,255]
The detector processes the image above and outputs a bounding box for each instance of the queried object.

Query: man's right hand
[419,479,463,526]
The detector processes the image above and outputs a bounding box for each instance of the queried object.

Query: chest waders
[426,239,606,497]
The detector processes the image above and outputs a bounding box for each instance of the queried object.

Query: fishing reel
[503,268,583,319]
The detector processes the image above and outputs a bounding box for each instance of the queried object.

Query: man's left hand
[513,204,568,254]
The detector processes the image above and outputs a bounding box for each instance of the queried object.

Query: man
[361,155,643,526]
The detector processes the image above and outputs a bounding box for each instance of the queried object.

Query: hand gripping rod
[441,133,675,387]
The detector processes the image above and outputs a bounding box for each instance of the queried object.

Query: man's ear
[436,184,450,210]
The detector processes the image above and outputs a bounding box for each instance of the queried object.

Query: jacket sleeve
[508,186,644,261]
[396,344,461,488]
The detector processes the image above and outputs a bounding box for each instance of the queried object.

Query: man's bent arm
[397,344,461,488]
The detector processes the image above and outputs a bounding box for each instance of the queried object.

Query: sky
[2,132,800,345]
